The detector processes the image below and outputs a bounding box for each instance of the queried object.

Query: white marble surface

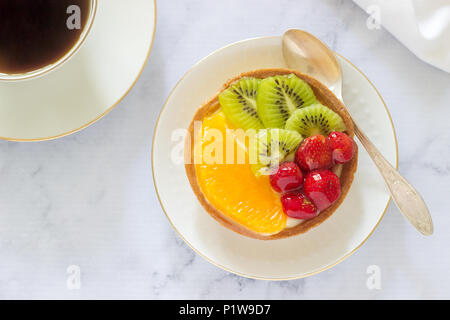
[0,0,449,299]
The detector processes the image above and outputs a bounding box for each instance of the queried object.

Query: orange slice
[195,110,287,235]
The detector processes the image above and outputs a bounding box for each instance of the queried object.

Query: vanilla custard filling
[286,217,304,228]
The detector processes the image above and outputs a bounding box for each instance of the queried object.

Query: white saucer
[153,36,398,280]
[0,0,156,141]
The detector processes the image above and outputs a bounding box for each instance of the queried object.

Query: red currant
[269,162,303,193]
[281,192,318,219]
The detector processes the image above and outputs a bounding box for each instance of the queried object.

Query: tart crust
[185,68,358,240]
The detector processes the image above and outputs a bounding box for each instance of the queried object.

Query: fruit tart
[185,69,358,240]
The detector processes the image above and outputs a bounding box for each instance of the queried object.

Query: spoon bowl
[283,29,343,97]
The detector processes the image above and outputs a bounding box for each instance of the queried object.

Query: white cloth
[354,0,450,73]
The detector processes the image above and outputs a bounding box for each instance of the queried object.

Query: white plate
[153,36,398,280]
[0,0,156,141]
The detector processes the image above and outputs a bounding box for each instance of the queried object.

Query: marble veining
[0,0,449,299]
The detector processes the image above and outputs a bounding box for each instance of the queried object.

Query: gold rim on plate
[0,0,157,142]
[152,36,399,280]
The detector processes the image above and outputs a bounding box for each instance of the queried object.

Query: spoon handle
[352,122,433,235]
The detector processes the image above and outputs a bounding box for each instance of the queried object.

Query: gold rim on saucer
[0,0,156,142]
[152,37,398,280]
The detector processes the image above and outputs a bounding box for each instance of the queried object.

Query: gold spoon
[282,29,433,236]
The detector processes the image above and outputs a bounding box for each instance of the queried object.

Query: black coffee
[0,0,91,74]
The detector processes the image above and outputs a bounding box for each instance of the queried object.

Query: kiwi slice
[250,128,303,176]
[256,74,318,128]
[218,77,264,130]
[285,103,346,137]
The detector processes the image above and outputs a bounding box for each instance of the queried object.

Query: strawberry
[270,162,303,193]
[303,169,341,211]
[328,131,356,164]
[295,135,332,172]
[281,192,317,219]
